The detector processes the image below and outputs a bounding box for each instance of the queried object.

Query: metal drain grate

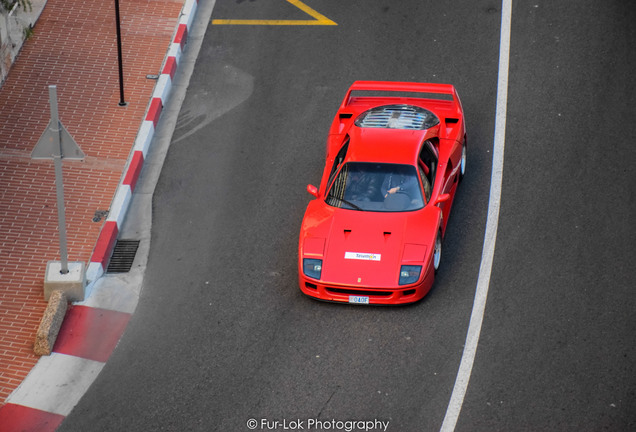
[107,240,140,273]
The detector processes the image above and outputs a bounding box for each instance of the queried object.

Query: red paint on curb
[123,151,144,191]
[162,56,177,79]
[0,403,64,432]
[90,221,119,268]
[52,305,131,363]
[174,23,188,50]
[145,98,163,127]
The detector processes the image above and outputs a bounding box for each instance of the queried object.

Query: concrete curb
[85,0,199,298]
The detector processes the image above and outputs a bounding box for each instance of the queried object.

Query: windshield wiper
[327,195,364,211]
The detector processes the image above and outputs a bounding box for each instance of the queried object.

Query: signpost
[32,85,87,300]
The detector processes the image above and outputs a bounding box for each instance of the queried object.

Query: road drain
[107,240,140,273]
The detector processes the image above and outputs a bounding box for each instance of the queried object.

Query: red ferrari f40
[298,81,466,305]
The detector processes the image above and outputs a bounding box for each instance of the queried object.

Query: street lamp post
[115,0,126,106]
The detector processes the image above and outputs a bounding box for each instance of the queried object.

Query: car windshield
[326,162,424,212]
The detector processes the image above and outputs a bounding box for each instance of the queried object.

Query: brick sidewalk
[0,0,184,405]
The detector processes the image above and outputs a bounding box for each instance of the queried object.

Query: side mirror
[434,193,450,205]
[307,184,319,198]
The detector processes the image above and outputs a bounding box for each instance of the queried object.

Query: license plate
[349,295,370,305]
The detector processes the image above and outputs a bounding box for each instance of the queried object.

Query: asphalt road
[457,2,636,430]
[59,1,635,431]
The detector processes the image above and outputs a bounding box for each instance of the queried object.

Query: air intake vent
[355,104,439,130]
[107,240,140,273]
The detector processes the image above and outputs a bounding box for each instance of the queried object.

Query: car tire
[433,230,442,273]
[459,137,467,182]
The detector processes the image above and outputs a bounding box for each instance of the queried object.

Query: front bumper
[298,259,435,305]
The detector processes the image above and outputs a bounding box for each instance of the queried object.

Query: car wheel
[433,230,442,273]
[459,138,467,182]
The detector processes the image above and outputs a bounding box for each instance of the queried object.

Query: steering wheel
[383,191,410,211]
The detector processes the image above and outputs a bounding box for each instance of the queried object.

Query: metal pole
[114,0,127,106]
[48,85,70,274]
[53,155,69,274]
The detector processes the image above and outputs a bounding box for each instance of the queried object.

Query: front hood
[300,203,440,287]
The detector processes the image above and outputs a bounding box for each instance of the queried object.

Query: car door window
[418,140,438,189]
[327,139,349,186]
[418,163,432,203]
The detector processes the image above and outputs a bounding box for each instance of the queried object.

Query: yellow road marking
[212,0,337,26]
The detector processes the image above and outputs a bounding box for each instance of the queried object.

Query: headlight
[399,265,421,285]
[303,259,322,280]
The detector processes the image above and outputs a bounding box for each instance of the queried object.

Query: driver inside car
[381,166,420,200]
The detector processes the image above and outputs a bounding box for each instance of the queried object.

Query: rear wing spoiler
[340,81,463,116]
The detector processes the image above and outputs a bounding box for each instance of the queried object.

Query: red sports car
[298,81,466,305]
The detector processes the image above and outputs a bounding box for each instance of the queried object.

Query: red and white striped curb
[0,1,198,430]
[85,0,198,293]
[0,306,131,431]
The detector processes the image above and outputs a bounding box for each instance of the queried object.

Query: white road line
[439,0,512,431]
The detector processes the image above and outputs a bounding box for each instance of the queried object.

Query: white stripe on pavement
[7,353,105,416]
[439,0,512,430]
